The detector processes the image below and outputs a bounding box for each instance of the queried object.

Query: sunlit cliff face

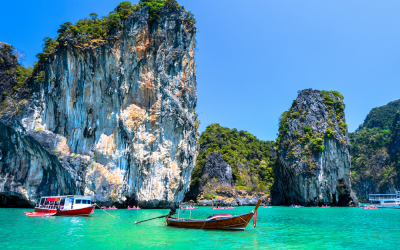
[275,89,358,206]
[0,6,198,208]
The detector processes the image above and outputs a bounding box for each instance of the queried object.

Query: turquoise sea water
[1,206,399,249]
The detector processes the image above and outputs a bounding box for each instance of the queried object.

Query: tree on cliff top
[30,0,195,81]
[0,43,33,115]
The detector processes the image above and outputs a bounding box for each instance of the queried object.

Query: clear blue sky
[1,0,400,141]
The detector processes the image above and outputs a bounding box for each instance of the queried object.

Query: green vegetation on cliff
[36,0,195,64]
[276,90,347,174]
[359,100,400,130]
[0,43,33,94]
[190,124,276,193]
[29,0,195,88]
[350,99,400,201]
[0,43,32,115]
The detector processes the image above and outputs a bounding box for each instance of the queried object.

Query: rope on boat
[200,221,206,230]
[96,204,116,218]
[238,215,262,234]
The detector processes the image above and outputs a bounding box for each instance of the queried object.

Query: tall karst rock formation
[274,89,358,206]
[0,3,198,208]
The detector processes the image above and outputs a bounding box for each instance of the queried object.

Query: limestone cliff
[0,122,78,207]
[0,4,198,208]
[275,89,358,206]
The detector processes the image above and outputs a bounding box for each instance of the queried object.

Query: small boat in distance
[369,191,400,209]
[25,195,95,217]
[166,200,261,231]
[363,205,378,209]
[128,206,141,210]
[180,206,198,210]
[103,206,118,210]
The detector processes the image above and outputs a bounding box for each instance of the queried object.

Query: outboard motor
[168,206,176,217]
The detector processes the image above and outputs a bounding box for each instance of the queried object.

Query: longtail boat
[166,199,261,231]
[25,195,95,217]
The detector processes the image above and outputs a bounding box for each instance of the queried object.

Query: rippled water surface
[1,206,399,249]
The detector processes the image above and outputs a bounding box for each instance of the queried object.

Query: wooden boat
[166,199,261,231]
[26,195,95,217]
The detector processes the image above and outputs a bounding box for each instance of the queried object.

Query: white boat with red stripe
[25,195,95,217]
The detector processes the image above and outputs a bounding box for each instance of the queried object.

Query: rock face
[0,122,77,207]
[199,152,233,189]
[0,6,198,208]
[275,89,358,206]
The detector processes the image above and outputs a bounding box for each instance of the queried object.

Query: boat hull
[374,205,400,209]
[166,212,254,231]
[35,206,95,216]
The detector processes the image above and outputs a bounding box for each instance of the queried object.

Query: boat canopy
[39,195,92,198]
[37,196,93,210]
[369,194,400,200]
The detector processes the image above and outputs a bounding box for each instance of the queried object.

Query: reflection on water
[1,207,400,249]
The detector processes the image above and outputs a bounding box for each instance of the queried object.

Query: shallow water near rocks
[1,206,399,249]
